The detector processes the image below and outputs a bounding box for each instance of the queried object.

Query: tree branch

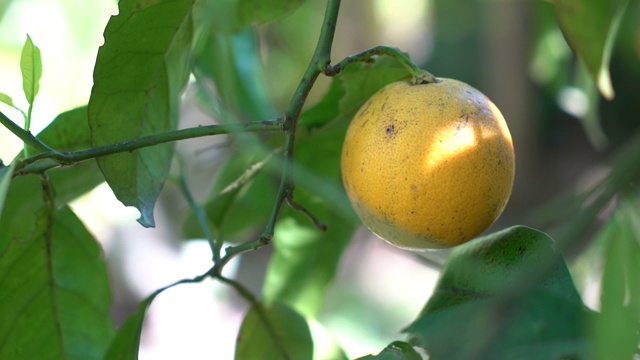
[0,109,56,154]
[14,120,282,175]
[253,0,342,251]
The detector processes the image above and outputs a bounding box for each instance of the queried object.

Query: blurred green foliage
[0,0,639,359]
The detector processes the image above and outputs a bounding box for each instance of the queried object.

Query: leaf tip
[136,206,156,228]
[597,67,615,100]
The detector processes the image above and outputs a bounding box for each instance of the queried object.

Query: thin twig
[323,45,434,81]
[286,194,327,231]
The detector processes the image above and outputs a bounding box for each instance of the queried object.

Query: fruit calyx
[411,70,440,85]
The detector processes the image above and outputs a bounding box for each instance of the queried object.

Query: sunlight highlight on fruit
[341,78,515,250]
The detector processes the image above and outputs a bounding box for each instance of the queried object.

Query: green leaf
[235,302,313,360]
[554,0,630,99]
[105,291,160,360]
[1,107,104,254]
[0,206,114,360]
[299,73,345,130]
[237,0,305,27]
[263,116,358,317]
[592,193,640,360]
[300,57,409,131]
[181,150,276,241]
[88,0,195,227]
[406,226,592,360]
[0,161,15,220]
[0,92,15,107]
[106,277,202,358]
[193,26,277,121]
[356,341,423,360]
[29,106,94,153]
[261,59,409,317]
[196,0,306,34]
[20,34,42,106]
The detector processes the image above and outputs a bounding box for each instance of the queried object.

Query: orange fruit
[341,78,515,250]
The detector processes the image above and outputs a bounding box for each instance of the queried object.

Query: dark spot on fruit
[386,124,395,137]
[411,185,417,191]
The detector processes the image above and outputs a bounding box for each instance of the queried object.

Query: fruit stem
[324,45,438,84]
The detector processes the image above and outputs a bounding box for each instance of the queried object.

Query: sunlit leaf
[20,34,42,106]
[554,0,630,99]
[235,302,313,360]
[406,226,592,360]
[0,92,15,107]
[88,0,194,227]
[0,206,114,360]
[356,341,422,360]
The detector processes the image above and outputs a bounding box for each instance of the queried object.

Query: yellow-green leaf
[20,35,42,105]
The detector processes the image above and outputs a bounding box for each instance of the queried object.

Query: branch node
[286,194,328,232]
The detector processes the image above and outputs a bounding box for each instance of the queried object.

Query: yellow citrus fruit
[341,78,515,250]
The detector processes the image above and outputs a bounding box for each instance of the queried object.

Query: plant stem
[14,120,282,175]
[175,157,219,262]
[255,0,342,247]
[323,45,436,83]
[0,109,56,154]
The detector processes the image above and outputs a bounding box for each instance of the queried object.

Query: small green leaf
[0,206,114,360]
[235,302,313,360]
[554,0,630,99]
[88,0,195,227]
[406,226,592,360]
[356,341,423,360]
[0,92,15,107]
[0,161,15,220]
[105,291,160,360]
[20,35,42,106]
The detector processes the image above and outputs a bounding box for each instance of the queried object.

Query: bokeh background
[1,0,639,358]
